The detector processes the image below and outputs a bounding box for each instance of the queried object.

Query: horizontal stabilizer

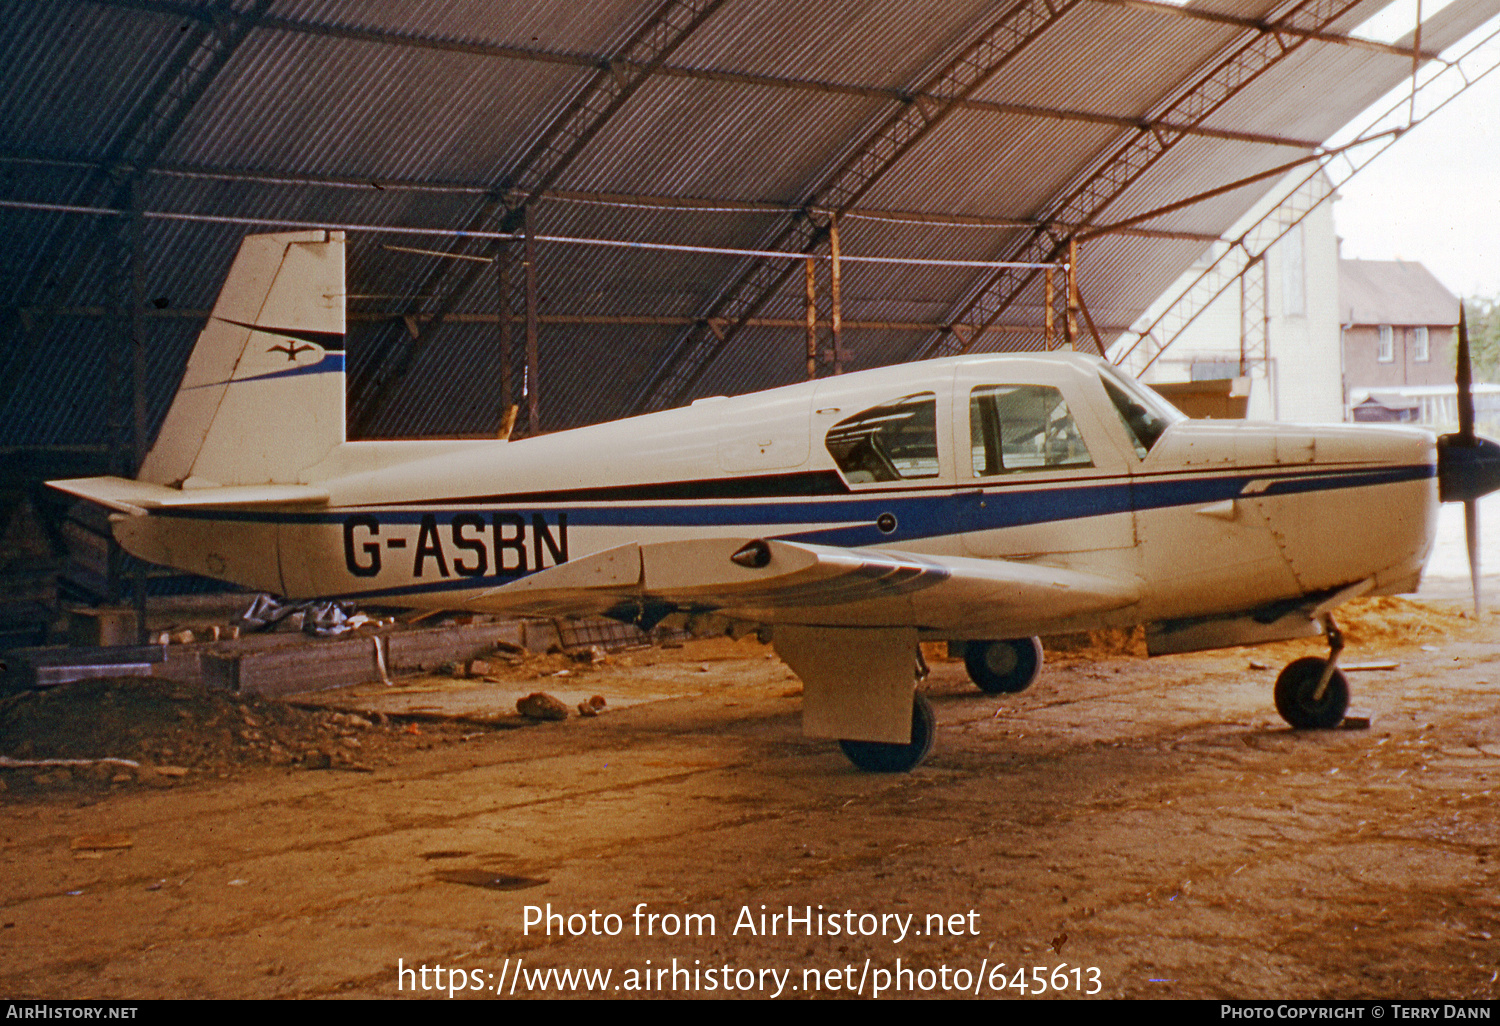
[48,476,329,515]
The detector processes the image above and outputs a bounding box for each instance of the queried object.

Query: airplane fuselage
[50,231,1469,764]
[114,353,1438,641]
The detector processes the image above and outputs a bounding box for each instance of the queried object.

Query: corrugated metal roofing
[671,0,1008,92]
[971,3,1243,114]
[166,31,595,184]
[3,0,1499,451]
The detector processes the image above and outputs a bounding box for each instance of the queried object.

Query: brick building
[1340,260,1460,419]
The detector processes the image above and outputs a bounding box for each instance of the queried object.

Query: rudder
[138,230,346,488]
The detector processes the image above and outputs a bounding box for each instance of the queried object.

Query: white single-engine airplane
[51,231,1500,771]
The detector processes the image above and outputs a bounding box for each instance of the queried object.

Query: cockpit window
[969,385,1093,476]
[1098,364,1183,458]
[825,393,939,483]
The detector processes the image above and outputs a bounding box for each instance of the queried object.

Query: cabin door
[952,364,1137,558]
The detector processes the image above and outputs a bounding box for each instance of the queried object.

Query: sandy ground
[1,597,1498,1001]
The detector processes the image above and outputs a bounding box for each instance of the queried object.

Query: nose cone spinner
[1438,435,1500,504]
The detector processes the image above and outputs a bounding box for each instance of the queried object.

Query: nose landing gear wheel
[964,637,1043,694]
[1274,656,1349,729]
[839,693,935,772]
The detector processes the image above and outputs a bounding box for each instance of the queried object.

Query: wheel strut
[1313,613,1344,702]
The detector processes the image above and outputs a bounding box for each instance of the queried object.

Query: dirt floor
[1,597,1498,1000]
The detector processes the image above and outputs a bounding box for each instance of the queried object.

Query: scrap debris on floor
[0,631,759,796]
[0,597,1483,799]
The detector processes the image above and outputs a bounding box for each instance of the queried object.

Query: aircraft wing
[462,537,1141,633]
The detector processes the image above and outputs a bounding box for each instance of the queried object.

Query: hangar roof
[3,0,1498,449]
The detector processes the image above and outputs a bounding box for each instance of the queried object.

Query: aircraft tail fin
[137,230,346,488]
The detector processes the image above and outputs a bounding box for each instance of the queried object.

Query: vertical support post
[129,183,148,643]
[1237,253,1269,391]
[497,241,513,416]
[830,215,844,374]
[1044,267,1055,349]
[1239,263,1250,377]
[130,187,147,475]
[105,177,131,610]
[1066,241,1079,351]
[107,212,130,478]
[524,205,540,435]
[1262,258,1275,420]
[804,258,818,380]
[1409,0,1424,125]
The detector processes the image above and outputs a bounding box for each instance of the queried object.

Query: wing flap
[656,539,1141,629]
[465,536,1140,632]
[460,543,645,616]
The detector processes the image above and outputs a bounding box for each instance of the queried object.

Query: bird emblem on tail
[268,341,316,361]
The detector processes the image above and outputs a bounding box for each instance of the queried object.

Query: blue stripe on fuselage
[189,463,1427,602]
[155,462,1432,547]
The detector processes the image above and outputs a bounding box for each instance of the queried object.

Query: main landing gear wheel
[1274,656,1349,730]
[964,637,1043,694]
[839,693,936,773]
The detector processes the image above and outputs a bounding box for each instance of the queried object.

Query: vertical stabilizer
[138,230,346,487]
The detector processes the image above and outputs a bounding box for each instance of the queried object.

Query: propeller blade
[1457,302,1475,444]
[1466,498,1482,615]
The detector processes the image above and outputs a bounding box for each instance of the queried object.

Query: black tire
[1274,656,1350,729]
[964,637,1044,694]
[839,693,936,772]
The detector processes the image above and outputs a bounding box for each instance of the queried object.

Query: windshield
[1098,364,1184,458]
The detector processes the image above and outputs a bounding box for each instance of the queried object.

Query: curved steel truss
[1113,20,1500,378]
[913,0,1372,363]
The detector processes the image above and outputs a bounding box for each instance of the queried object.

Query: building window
[1191,359,1239,381]
[1378,325,1394,363]
[1413,326,1430,362]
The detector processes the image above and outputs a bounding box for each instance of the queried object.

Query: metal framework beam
[914,0,1370,363]
[1241,254,1269,380]
[348,0,728,437]
[95,0,1447,64]
[1084,0,1447,62]
[0,150,1231,244]
[630,0,1085,413]
[86,0,1411,143]
[1075,127,1400,241]
[1112,18,1500,378]
[12,304,1136,338]
[0,0,274,413]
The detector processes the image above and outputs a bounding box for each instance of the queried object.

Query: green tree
[1462,296,1500,383]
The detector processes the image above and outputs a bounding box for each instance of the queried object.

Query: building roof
[1355,391,1422,410]
[1339,259,1461,327]
[3,0,1499,451]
